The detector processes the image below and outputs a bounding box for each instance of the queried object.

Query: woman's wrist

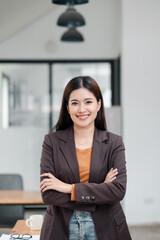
[63,183,72,193]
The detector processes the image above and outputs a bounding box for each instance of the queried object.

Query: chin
[75,122,94,129]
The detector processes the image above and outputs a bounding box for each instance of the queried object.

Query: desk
[0,190,43,205]
[10,220,41,235]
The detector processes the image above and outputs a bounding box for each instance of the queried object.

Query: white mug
[26,214,43,230]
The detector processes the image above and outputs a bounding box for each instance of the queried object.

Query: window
[0,59,120,129]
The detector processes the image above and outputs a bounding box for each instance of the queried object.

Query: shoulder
[96,128,124,149]
[107,131,122,142]
[43,127,73,144]
[106,131,125,150]
[96,128,122,142]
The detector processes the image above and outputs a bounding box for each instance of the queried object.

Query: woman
[40,76,132,240]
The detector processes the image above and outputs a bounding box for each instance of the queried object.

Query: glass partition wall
[0,60,119,190]
[0,61,115,130]
[0,64,49,129]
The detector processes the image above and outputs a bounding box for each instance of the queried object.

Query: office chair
[0,174,24,228]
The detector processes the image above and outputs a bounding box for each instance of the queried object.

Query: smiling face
[67,87,101,130]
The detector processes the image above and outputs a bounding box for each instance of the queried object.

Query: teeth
[78,115,88,119]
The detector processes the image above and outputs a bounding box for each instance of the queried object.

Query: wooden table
[0,190,43,205]
[10,220,41,235]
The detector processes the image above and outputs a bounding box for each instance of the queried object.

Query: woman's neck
[73,124,95,149]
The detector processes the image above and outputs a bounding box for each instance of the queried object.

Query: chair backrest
[0,174,23,190]
[0,174,24,228]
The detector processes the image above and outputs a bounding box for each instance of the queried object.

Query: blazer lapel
[89,128,108,183]
[58,127,80,183]
[58,127,108,184]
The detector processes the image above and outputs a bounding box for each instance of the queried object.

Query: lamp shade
[57,7,85,28]
[52,0,88,5]
[61,28,84,42]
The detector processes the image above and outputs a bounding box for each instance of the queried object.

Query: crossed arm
[40,134,126,206]
[40,168,118,194]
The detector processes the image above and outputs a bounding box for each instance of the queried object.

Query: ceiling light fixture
[52,0,88,5]
[57,7,85,28]
[61,28,84,42]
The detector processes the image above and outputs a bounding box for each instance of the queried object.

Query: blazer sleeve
[40,134,96,212]
[74,136,127,205]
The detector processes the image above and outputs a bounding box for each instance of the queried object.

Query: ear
[97,99,101,112]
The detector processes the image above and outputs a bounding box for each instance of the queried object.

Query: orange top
[71,147,92,201]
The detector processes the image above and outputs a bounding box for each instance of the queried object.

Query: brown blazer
[40,127,132,240]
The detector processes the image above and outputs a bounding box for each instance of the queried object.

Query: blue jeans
[69,211,98,240]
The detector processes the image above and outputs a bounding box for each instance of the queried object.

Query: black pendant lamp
[61,28,84,42]
[52,0,88,5]
[57,7,85,28]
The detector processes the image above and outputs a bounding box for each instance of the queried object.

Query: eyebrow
[70,98,93,102]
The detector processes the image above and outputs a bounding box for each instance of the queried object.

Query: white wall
[0,128,47,190]
[122,0,160,224]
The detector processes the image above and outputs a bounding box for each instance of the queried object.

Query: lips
[76,114,89,120]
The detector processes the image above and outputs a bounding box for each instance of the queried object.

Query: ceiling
[0,0,59,43]
[0,0,121,60]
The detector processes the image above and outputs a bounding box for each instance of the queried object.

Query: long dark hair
[51,76,107,132]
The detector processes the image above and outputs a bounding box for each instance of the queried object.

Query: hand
[104,168,118,183]
[40,173,72,194]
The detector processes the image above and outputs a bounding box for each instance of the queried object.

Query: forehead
[69,88,96,100]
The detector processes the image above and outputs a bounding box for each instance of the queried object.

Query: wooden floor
[129,224,160,240]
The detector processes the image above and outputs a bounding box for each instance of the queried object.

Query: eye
[71,102,78,105]
[86,100,92,104]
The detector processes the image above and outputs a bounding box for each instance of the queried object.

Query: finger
[108,176,116,183]
[40,178,52,184]
[40,179,53,189]
[40,173,53,178]
[40,182,53,191]
[105,171,117,180]
[42,182,54,192]
[110,168,118,172]
[41,185,52,192]
[108,168,113,173]
[109,169,118,175]
[106,172,118,180]
[107,174,117,180]
[104,176,116,183]
[109,171,118,177]
[40,179,52,187]
[107,168,117,176]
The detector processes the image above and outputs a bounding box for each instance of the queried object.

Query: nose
[78,103,86,112]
